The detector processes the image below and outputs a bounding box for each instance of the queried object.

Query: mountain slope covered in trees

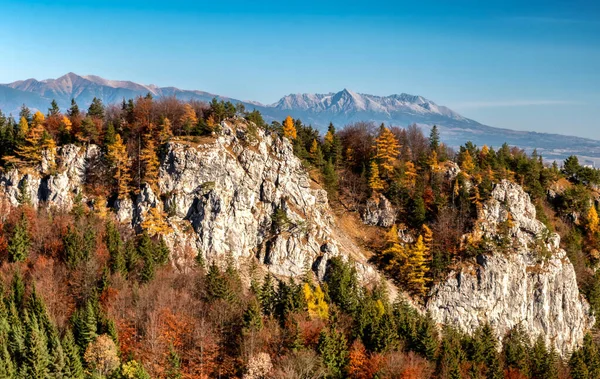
[0,95,600,378]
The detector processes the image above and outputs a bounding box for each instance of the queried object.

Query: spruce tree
[502,325,530,375]
[105,220,126,276]
[62,330,84,379]
[165,345,183,379]
[25,314,50,379]
[317,328,349,379]
[259,273,277,316]
[8,212,31,262]
[72,301,97,351]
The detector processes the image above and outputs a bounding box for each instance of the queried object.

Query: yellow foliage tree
[84,335,121,377]
[586,205,599,237]
[61,116,72,132]
[460,150,475,173]
[158,117,173,145]
[368,161,384,191]
[283,116,297,140]
[18,116,29,139]
[403,161,418,189]
[95,196,108,219]
[324,130,334,145]
[429,150,440,172]
[180,104,198,129]
[141,207,173,237]
[421,224,433,254]
[380,225,406,277]
[107,134,131,200]
[374,127,400,176]
[303,283,329,319]
[405,235,431,296]
[8,111,54,167]
[140,130,160,193]
[309,139,323,166]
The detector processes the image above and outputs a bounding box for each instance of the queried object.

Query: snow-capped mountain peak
[271,89,465,121]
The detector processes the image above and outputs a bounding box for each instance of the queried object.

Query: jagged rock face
[0,121,381,283]
[155,121,345,277]
[361,194,396,227]
[427,180,594,356]
[0,144,98,208]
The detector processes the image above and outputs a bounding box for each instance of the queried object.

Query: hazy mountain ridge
[2,73,600,162]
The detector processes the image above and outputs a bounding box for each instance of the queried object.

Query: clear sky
[1,0,599,138]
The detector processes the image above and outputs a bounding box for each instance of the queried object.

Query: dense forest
[0,95,599,378]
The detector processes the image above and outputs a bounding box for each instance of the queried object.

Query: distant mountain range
[1,73,599,163]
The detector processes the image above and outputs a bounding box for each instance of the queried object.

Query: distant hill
[2,72,599,163]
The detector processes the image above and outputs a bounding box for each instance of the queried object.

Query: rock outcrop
[0,120,380,283]
[361,194,396,227]
[426,180,594,356]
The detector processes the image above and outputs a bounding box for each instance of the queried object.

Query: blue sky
[1,0,599,138]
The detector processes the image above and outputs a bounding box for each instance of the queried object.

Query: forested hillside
[0,96,599,378]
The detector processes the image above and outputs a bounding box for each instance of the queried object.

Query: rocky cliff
[0,119,379,283]
[0,122,594,355]
[426,180,594,355]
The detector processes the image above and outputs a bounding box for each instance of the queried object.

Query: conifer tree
[309,139,324,166]
[374,126,400,176]
[0,343,15,379]
[87,98,105,119]
[380,225,406,278]
[502,324,530,375]
[67,99,80,119]
[415,315,438,360]
[25,314,50,379]
[283,116,297,140]
[530,334,553,379]
[205,262,230,302]
[72,301,97,351]
[48,100,60,117]
[403,161,418,189]
[158,117,174,145]
[62,330,84,379]
[8,111,53,167]
[368,160,384,191]
[8,212,31,262]
[180,104,198,135]
[460,150,476,174]
[405,235,431,296]
[317,328,349,379]
[259,273,277,317]
[243,298,263,333]
[165,345,183,379]
[48,332,66,378]
[138,232,157,283]
[322,159,338,196]
[586,205,599,238]
[105,220,126,276]
[141,206,173,237]
[140,129,160,193]
[107,134,131,200]
[429,125,440,152]
[18,116,29,140]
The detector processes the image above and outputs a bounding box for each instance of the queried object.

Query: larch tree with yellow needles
[141,207,173,237]
[107,134,131,200]
[283,116,297,140]
[374,126,400,177]
[140,129,160,194]
[368,161,384,192]
[303,282,329,320]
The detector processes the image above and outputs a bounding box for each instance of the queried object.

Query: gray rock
[427,180,594,356]
[361,194,396,227]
